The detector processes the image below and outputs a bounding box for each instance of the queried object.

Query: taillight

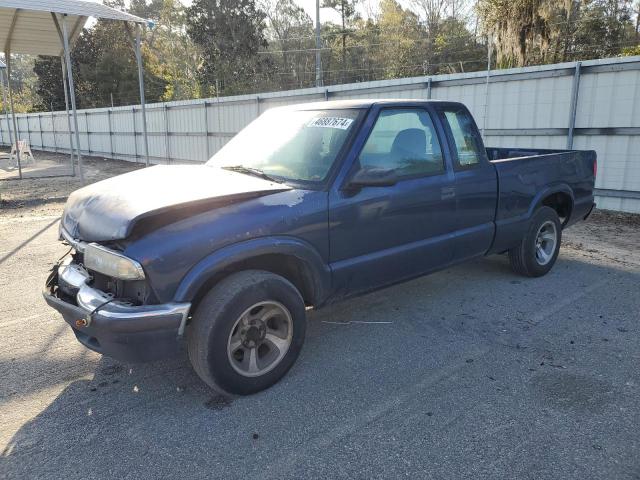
[593,158,597,178]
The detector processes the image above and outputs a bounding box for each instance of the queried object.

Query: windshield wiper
[221,165,285,184]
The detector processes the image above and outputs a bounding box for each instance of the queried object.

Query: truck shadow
[2,253,637,478]
[0,218,59,267]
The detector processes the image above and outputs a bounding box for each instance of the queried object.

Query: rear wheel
[508,206,562,277]
[187,270,306,395]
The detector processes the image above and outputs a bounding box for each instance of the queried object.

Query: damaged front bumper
[43,258,190,362]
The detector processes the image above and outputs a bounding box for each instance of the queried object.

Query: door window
[442,108,483,168]
[358,109,444,178]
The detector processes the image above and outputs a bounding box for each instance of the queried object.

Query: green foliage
[477,0,638,67]
[621,44,640,55]
[8,0,640,111]
[130,0,202,100]
[32,19,168,111]
[1,56,40,113]
[377,0,426,78]
[431,17,487,73]
[186,0,269,95]
[321,0,360,83]
[261,0,316,89]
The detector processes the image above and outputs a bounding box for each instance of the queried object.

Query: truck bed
[486,147,574,161]
[486,147,597,254]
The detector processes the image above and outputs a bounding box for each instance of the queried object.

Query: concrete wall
[2,55,639,212]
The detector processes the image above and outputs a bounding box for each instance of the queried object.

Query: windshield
[207,108,362,183]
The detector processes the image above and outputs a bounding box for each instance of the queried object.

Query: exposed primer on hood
[61,165,291,242]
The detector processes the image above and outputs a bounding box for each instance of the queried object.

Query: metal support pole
[51,107,57,152]
[107,108,113,157]
[5,52,22,179]
[164,104,170,163]
[0,67,13,148]
[203,101,210,159]
[315,0,322,87]
[60,57,75,174]
[256,95,260,116]
[567,61,582,149]
[26,112,31,146]
[481,37,492,140]
[84,111,91,153]
[134,24,150,167]
[132,107,138,162]
[426,77,432,99]
[37,113,43,148]
[61,15,83,183]
[216,80,221,146]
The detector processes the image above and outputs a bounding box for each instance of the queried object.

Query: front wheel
[508,206,562,277]
[187,270,306,395]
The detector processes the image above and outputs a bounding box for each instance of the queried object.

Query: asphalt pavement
[1,212,639,480]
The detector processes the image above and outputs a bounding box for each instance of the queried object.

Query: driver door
[329,106,457,297]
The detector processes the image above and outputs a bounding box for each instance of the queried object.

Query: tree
[431,17,486,73]
[411,0,457,74]
[476,0,636,66]
[14,0,640,111]
[33,15,168,111]
[129,0,202,100]
[0,55,39,113]
[377,0,426,78]
[476,0,568,67]
[322,0,360,82]
[261,0,315,89]
[186,0,268,95]
[570,0,635,60]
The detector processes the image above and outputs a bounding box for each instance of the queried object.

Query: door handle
[441,186,455,200]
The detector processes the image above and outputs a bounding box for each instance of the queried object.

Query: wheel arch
[174,236,331,309]
[529,184,574,226]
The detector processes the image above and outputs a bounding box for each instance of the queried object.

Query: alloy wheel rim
[227,301,293,377]
[534,220,557,266]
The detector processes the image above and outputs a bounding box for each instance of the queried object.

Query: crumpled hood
[61,165,291,242]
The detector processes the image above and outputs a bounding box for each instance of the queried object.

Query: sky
[296,0,378,24]
[175,0,387,25]
[78,0,396,34]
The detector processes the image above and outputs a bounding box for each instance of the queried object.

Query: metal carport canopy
[0,0,144,55]
[0,0,149,182]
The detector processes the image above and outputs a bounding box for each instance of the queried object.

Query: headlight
[84,243,145,280]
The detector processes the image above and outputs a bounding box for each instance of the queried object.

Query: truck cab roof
[278,98,451,111]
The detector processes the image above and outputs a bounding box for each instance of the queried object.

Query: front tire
[508,206,562,277]
[187,270,306,395]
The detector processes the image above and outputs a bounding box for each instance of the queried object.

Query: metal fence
[1,55,640,213]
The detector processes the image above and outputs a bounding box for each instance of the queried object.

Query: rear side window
[442,108,483,168]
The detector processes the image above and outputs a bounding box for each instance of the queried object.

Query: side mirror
[347,167,398,189]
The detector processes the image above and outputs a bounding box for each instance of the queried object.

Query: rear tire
[187,270,306,395]
[508,206,562,277]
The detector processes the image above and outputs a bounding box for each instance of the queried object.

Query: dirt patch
[0,150,142,218]
[564,208,640,268]
[586,209,640,228]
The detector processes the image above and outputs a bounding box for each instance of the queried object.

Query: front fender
[173,236,332,305]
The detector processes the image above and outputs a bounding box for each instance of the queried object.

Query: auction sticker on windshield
[307,117,354,130]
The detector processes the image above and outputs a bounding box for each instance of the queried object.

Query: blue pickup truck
[44,99,597,395]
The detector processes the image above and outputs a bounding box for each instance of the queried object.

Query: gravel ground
[1,152,639,479]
